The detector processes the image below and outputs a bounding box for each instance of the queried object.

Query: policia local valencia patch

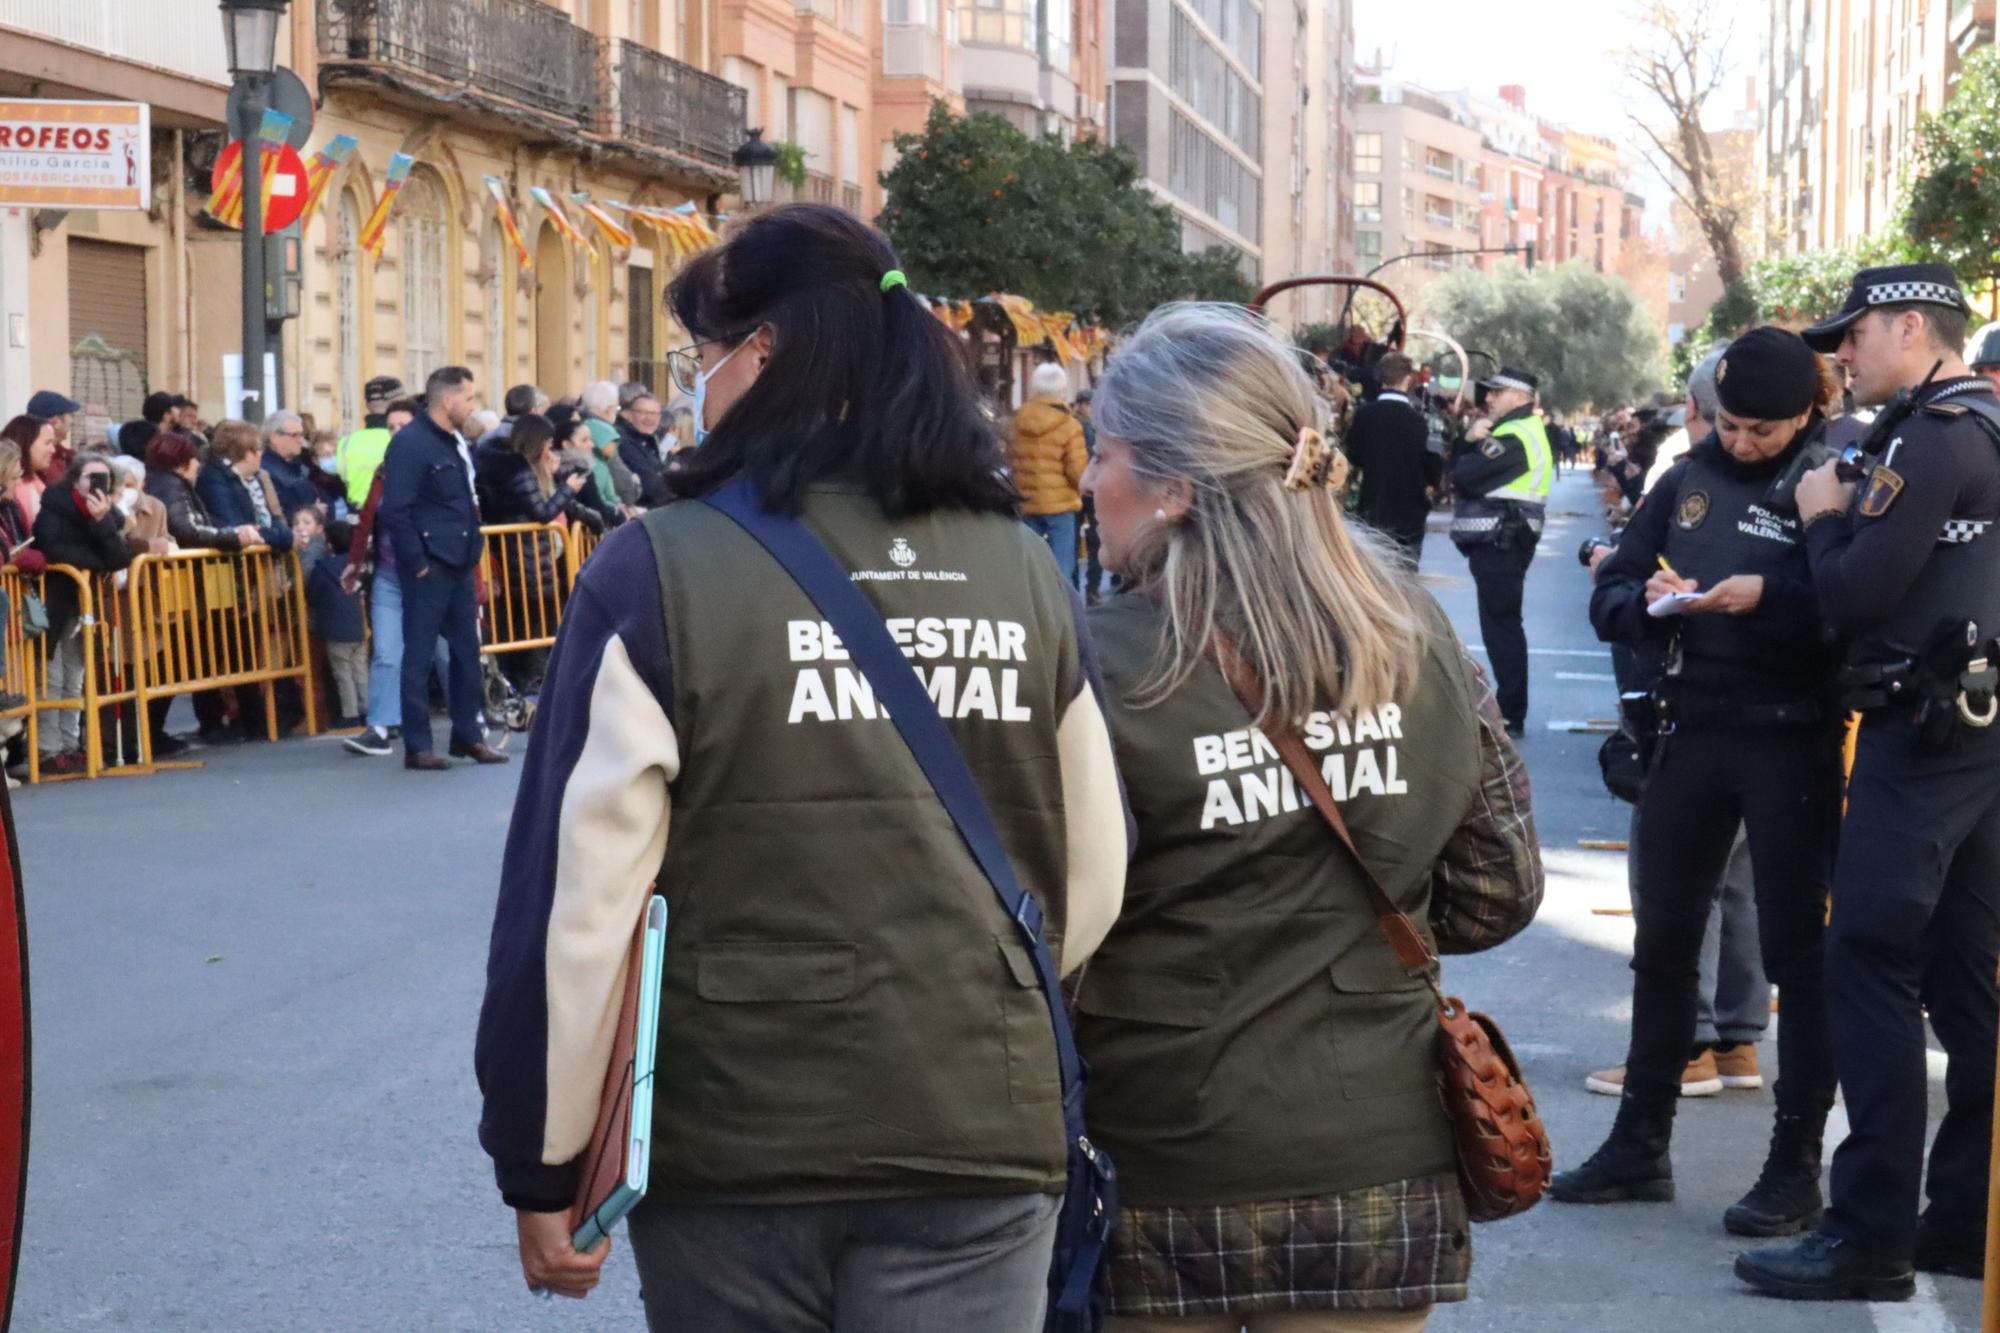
[1675,490,1710,531]
[1860,465,1905,518]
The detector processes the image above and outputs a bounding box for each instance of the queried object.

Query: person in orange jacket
[1006,361,1088,585]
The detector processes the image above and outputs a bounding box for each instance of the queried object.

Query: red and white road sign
[212,138,309,233]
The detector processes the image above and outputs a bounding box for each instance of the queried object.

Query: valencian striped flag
[296,134,359,233]
[357,152,415,259]
[530,187,597,258]
[207,109,294,229]
[485,177,533,270]
[615,202,720,265]
[571,193,636,249]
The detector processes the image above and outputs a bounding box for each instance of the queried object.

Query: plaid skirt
[1101,1173,1471,1318]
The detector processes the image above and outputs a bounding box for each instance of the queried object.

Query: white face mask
[115,488,137,515]
[693,338,753,447]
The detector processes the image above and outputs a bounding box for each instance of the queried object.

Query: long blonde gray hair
[1093,303,1422,727]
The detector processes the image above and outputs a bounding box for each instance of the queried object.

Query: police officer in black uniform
[1551,327,1843,1237]
[1449,366,1554,736]
[1738,264,2000,1301]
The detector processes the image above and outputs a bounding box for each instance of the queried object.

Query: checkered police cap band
[1865,280,1967,310]
[1488,375,1534,393]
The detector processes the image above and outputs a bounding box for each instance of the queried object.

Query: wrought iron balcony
[608,40,748,170]
[319,0,599,130]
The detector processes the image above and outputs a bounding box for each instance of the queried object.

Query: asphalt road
[10,466,1985,1331]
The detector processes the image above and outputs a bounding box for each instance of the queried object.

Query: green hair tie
[880,269,909,294]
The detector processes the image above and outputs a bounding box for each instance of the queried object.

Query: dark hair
[1629,419,1672,474]
[503,384,542,418]
[425,365,474,401]
[548,403,587,445]
[0,415,43,462]
[665,204,1013,517]
[1873,302,1970,355]
[509,413,556,462]
[146,431,202,474]
[383,398,422,421]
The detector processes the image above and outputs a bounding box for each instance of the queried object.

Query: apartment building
[1,0,749,435]
[719,0,874,215]
[1351,76,1484,301]
[1258,0,1357,320]
[1761,0,1995,254]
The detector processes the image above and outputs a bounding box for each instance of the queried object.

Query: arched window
[335,189,365,432]
[400,171,449,388]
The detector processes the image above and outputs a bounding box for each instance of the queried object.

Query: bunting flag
[484,177,533,270]
[530,186,597,258]
[357,152,415,259]
[571,193,636,249]
[206,109,294,229]
[612,201,720,266]
[993,293,1049,344]
[296,134,358,233]
[1041,311,1077,364]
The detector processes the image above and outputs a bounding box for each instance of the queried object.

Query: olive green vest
[640,486,1081,1202]
[1076,593,1480,1207]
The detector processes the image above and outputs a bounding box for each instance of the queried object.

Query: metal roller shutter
[67,238,150,444]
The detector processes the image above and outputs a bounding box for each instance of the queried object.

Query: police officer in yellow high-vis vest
[1448,365,1553,736]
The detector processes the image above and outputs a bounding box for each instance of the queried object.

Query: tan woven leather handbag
[1225,667,1552,1222]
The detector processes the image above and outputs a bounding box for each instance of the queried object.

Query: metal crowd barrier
[479,522,574,656]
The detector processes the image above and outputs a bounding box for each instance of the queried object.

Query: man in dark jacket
[378,365,507,771]
[1345,352,1440,564]
[260,411,319,519]
[30,456,141,773]
[119,390,175,461]
[615,392,666,496]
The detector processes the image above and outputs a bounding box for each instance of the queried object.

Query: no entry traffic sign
[211,138,308,233]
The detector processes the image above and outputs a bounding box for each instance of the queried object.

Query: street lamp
[220,0,290,424]
[733,128,778,210]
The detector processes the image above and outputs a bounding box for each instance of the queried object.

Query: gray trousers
[1628,808,1770,1046]
[626,1192,1060,1333]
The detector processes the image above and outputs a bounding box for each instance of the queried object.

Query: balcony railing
[610,40,747,168]
[320,0,599,127]
[805,171,838,205]
[842,183,864,214]
[883,23,946,81]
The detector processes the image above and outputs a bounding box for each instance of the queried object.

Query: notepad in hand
[1647,590,1704,618]
[569,894,667,1253]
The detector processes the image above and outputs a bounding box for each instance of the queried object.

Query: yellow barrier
[2,568,46,782]
[125,545,318,767]
[563,519,601,588]
[479,522,570,655]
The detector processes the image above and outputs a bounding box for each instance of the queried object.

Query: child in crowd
[294,508,368,728]
[310,432,349,519]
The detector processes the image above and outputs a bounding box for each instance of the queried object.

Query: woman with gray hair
[1073,303,1544,1332]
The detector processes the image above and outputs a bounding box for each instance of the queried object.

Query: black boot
[1914,1212,1984,1279]
[1725,1113,1825,1237]
[1734,1231,1915,1301]
[1549,1091,1675,1203]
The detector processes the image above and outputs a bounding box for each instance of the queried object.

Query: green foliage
[771,141,809,192]
[1903,45,2000,291]
[877,103,1247,325]
[1293,321,1343,350]
[1423,262,1663,414]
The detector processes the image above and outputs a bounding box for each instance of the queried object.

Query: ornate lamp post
[733,128,779,212]
[219,0,290,424]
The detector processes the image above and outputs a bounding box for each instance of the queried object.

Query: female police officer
[1552,326,1844,1238]
[1076,304,1543,1332]
[474,204,1130,1330]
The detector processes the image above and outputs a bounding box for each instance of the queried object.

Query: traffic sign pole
[240,75,267,426]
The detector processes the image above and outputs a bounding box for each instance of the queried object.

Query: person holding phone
[29,455,135,775]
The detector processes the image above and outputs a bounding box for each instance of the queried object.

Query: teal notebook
[570,894,667,1253]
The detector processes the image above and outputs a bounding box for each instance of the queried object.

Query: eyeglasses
[666,331,756,396]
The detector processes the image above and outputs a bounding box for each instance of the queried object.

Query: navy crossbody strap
[699,478,1086,1100]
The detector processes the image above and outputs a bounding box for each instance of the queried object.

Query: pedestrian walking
[475,203,1128,1330]
[1554,327,1844,1242]
[1075,304,1543,1333]
[1448,367,1553,736]
[1008,361,1089,586]
[1736,264,2000,1301]
[1345,351,1440,566]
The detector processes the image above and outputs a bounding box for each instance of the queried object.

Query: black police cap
[1715,325,1824,421]
[1801,263,1970,352]
[1480,366,1538,395]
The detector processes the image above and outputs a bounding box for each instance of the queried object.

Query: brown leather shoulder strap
[1221,656,1437,976]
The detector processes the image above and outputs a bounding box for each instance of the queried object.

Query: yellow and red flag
[207,109,293,229]
[571,194,636,250]
[296,134,358,233]
[484,176,532,270]
[616,202,721,266]
[357,152,414,259]
[530,186,596,258]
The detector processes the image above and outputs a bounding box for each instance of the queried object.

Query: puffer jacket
[146,468,244,553]
[1006,397,1087,516]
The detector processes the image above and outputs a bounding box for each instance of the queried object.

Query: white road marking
[1555,671,1618,682]
[1868,1275,1953,1332]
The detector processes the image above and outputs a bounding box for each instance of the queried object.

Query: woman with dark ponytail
[477,204,1129,1330]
